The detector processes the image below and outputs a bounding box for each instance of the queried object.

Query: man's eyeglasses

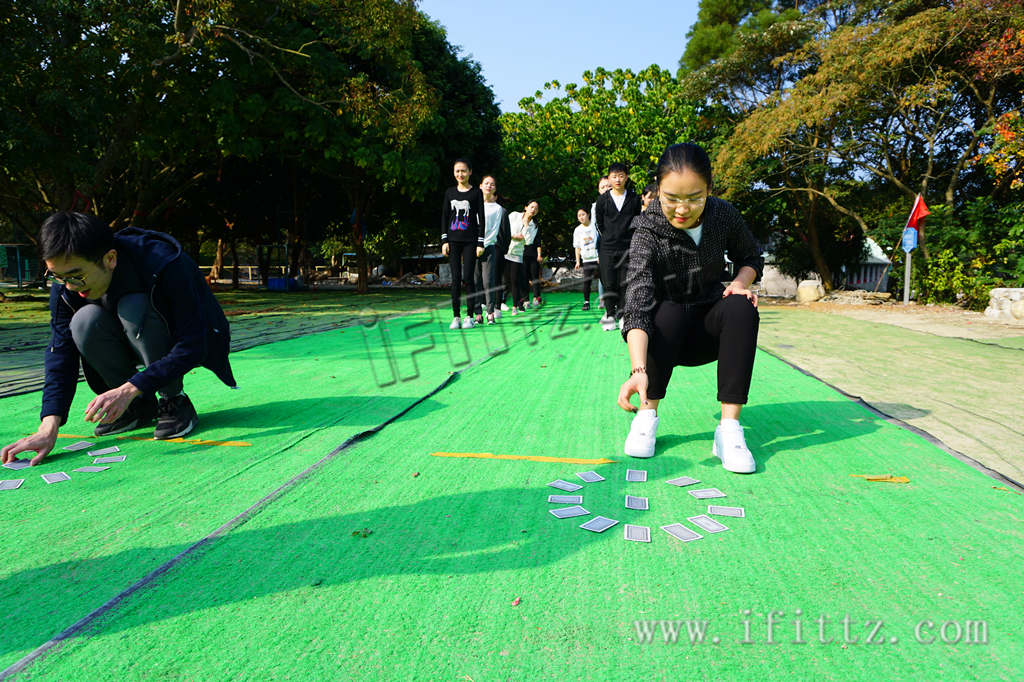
[46,271,88,288]
[660,194,707,210]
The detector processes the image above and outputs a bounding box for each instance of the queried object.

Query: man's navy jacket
[41,227,236,424]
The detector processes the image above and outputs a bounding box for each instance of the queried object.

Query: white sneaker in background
[461,317,476,329]
[617,318,624,331]
[449,317,461,330]
[624,409,659,458]
[500,303,510,312]
[495,309,503,319]
[713,420,756,473]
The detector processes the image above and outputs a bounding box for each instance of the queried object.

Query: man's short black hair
[608,162,628,175]
[39,212,114,264]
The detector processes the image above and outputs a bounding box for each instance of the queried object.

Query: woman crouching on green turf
[616,143,763,473]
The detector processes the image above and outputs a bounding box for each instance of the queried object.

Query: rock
[796,280,825,303]
[985,288,1024,323]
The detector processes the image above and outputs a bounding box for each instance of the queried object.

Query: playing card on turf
[625,469,647,483]
[580,516,618,532]
[688,515,729,533]
[2,460,31,471]
[93,455,126,464]
[661,523,703,542]
[689,488,725,499]
[41,472,70,484]
[547,479,583,492]
[87,446,121,457]
[576,471,605,483]
[548,494,583,504]
[549,505,590,519]
[666,476,700,487]
[73,466,110,473]
[707,505,745,518]
[0,479,25,491]
[62,441,94,452]
[624,524,651,542]
[624,495,649,511]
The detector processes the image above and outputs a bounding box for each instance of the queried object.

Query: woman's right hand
[617,372,649,413]
[442,243,449,257]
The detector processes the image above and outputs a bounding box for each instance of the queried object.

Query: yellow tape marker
[850,474,909,484]
[431,452,615,465]
[55,433,252,448]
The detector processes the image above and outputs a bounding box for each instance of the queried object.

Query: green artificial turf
[2,293,1021,680]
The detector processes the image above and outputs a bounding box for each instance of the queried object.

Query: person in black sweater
[593,162,642,330]
[440,158,485,329]
[617,143,763,474]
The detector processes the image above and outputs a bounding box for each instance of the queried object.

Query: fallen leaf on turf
[412,472,420,477]
[512,597,521,606]
[993,486,1022,494]
[351,528,373,538]
[850,474,909,484]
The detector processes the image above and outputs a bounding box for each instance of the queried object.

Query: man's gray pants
[68,292,182,397]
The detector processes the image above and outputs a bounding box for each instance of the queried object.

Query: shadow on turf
[0,463,702,657]
[650,401,886,474]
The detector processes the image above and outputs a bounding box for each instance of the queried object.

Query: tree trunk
[350,190,370,293]
[805,196,833,292]
[209,238,225,281]
[230,237,239,289]
[355,241,369,294]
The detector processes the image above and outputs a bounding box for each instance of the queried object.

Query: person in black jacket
[593,162,642,330]
[616,144,763,474]
[1,212,236,466]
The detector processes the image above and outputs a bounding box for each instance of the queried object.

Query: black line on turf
[758,347,1024,493]
[0,307,560,679]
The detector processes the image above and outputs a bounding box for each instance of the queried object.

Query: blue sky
[416,0,700,112]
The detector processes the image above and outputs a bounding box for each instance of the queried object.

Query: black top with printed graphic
[441,186,485,246]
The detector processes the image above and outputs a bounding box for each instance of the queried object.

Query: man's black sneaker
[582,301,591,311]
[154,394,198,440]
[94,395,157,437]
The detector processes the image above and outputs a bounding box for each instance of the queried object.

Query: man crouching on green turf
[0,212,236,466]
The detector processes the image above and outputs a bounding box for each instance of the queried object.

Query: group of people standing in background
[440,159,542,329]
[439,144,765,474]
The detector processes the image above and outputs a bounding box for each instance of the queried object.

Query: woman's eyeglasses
[660,194,707,210]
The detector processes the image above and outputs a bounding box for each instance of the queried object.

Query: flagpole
[903,250,911,304]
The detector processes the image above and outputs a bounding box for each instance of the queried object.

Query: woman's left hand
[476,247,484,258]
[723,281,758,308]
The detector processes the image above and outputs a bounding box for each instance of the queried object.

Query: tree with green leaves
[499,65,701,256]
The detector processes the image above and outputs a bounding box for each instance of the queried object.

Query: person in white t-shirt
[474,175,509,324]
[504,201,539,313]
[572,206,600,311]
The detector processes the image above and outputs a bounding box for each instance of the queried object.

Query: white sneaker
[624,409,659,458]
[449,317,461,330]
[617,318,624,331]
[461,317,476,329]
[495,309,503,319]
[487,313,495,325]
[500,303,510,312]
[713,421,756,473]
[600,316,617,332]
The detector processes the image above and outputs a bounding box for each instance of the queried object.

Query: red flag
[906,194,930,229]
